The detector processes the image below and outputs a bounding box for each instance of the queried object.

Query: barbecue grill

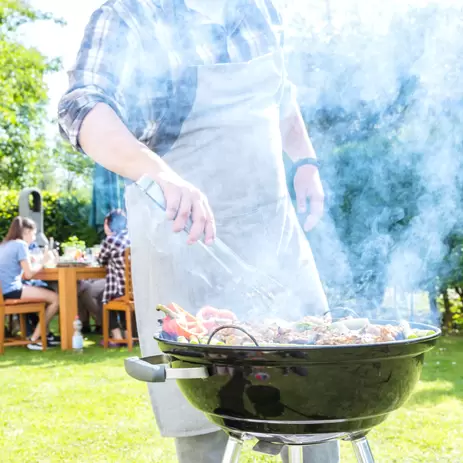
[125,320,439,462]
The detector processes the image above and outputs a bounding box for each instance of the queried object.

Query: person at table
[96,209,132,345]
[0,217,60,350]
[24,241,97,337]
[22,241,55,338]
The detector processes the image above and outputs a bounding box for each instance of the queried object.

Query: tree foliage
[0,0,61,188]
[0,189,99,247]
[34,137,94,194]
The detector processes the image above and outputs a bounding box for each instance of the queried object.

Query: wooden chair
[102,248,137,351]
[0,285,48,354]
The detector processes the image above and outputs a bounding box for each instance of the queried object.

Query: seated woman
[22,241,57,337]
[97,209,132,346]
[0,217,60,350]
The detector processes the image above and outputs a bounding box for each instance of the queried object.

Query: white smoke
[278,1,463,324]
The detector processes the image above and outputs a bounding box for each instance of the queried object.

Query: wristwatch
[293,158,322,170]
[288,158,322,200]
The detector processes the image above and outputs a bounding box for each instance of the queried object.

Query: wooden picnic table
[34,266,107,350]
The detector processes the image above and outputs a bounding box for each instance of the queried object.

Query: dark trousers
[78,280,105,326]
[109,309,138,336]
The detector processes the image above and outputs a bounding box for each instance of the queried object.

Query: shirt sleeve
[58,5,135,151]
[16,241,29,262]
[280,78,298,120]
[97,237,111,266]
[274,4,298,120]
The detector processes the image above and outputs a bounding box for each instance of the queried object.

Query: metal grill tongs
[136,176,288,311]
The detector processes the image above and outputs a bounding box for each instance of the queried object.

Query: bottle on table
[72,316,84,353]
[46,237,59,265]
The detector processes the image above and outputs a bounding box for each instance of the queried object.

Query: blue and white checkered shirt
[58,0,296,155]
[98,230,130,303]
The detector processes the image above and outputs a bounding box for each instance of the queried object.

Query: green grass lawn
[0,336,462,463]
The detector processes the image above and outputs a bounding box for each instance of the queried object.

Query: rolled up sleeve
[58,6,134,150]
[280,78,298,120]
[278,16,298,120]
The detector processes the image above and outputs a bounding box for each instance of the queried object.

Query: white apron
[126,49,329,437]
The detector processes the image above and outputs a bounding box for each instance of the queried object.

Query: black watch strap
[293,158,322,170]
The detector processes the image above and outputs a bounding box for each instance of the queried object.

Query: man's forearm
[79,103,169,181]
[280,105,317,162]
[78,102,215,243]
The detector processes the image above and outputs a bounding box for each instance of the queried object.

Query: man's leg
[175,430,229,463]
[281,442,340,463]
[78,280,104,327]
[77,281,92,327]
[88,279,105,326]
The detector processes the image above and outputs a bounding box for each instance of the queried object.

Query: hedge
[0,190,100,248]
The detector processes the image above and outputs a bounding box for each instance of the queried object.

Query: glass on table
[85,248,100,267]
[30,246,56,269]
[91,245,102,261]
[63,246,77,260]
[45,248,58,268]
[29,247,44,264]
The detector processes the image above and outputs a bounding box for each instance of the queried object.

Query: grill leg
[222,437,243,463]
[351,437,375,463]
[287,446,304,463]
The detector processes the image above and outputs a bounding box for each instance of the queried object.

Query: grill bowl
[152,320,439,435]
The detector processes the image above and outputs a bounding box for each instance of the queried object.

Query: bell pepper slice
[157,304,208,340]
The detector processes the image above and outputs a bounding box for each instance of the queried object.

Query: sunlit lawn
[0,336,461,463]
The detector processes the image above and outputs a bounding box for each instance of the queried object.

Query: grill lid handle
[124,356,209,382]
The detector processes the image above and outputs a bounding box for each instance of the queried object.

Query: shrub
[0,190,99,247]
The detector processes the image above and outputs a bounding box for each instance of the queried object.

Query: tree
[0,0,61,188]
[35,137,94,195]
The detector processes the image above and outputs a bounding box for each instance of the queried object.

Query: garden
[1,1,462,462]
[0,335,462,462]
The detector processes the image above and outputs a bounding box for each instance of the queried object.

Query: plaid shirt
[58,0,296,155]
[98,230,130,303]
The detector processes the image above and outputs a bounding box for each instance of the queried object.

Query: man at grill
[58,0,339,462]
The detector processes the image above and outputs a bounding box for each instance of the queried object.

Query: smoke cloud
[280,0,463,324]
[121,0,463,326]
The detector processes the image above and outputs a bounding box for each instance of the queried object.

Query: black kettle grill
[125,320,439,462]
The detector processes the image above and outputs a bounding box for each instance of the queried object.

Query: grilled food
[157,304,435,346]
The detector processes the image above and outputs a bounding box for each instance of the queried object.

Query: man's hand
[280,104,325,230]
[294,164,325,232]
[156,171,216,245]
[78,104,216,245]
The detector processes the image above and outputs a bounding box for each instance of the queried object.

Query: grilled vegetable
[157,303,208,340]
[295,322,315,331]
[157,302,437,347]
[197,306,237,331]
[407,330,435,340]
[162,318,179,336]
